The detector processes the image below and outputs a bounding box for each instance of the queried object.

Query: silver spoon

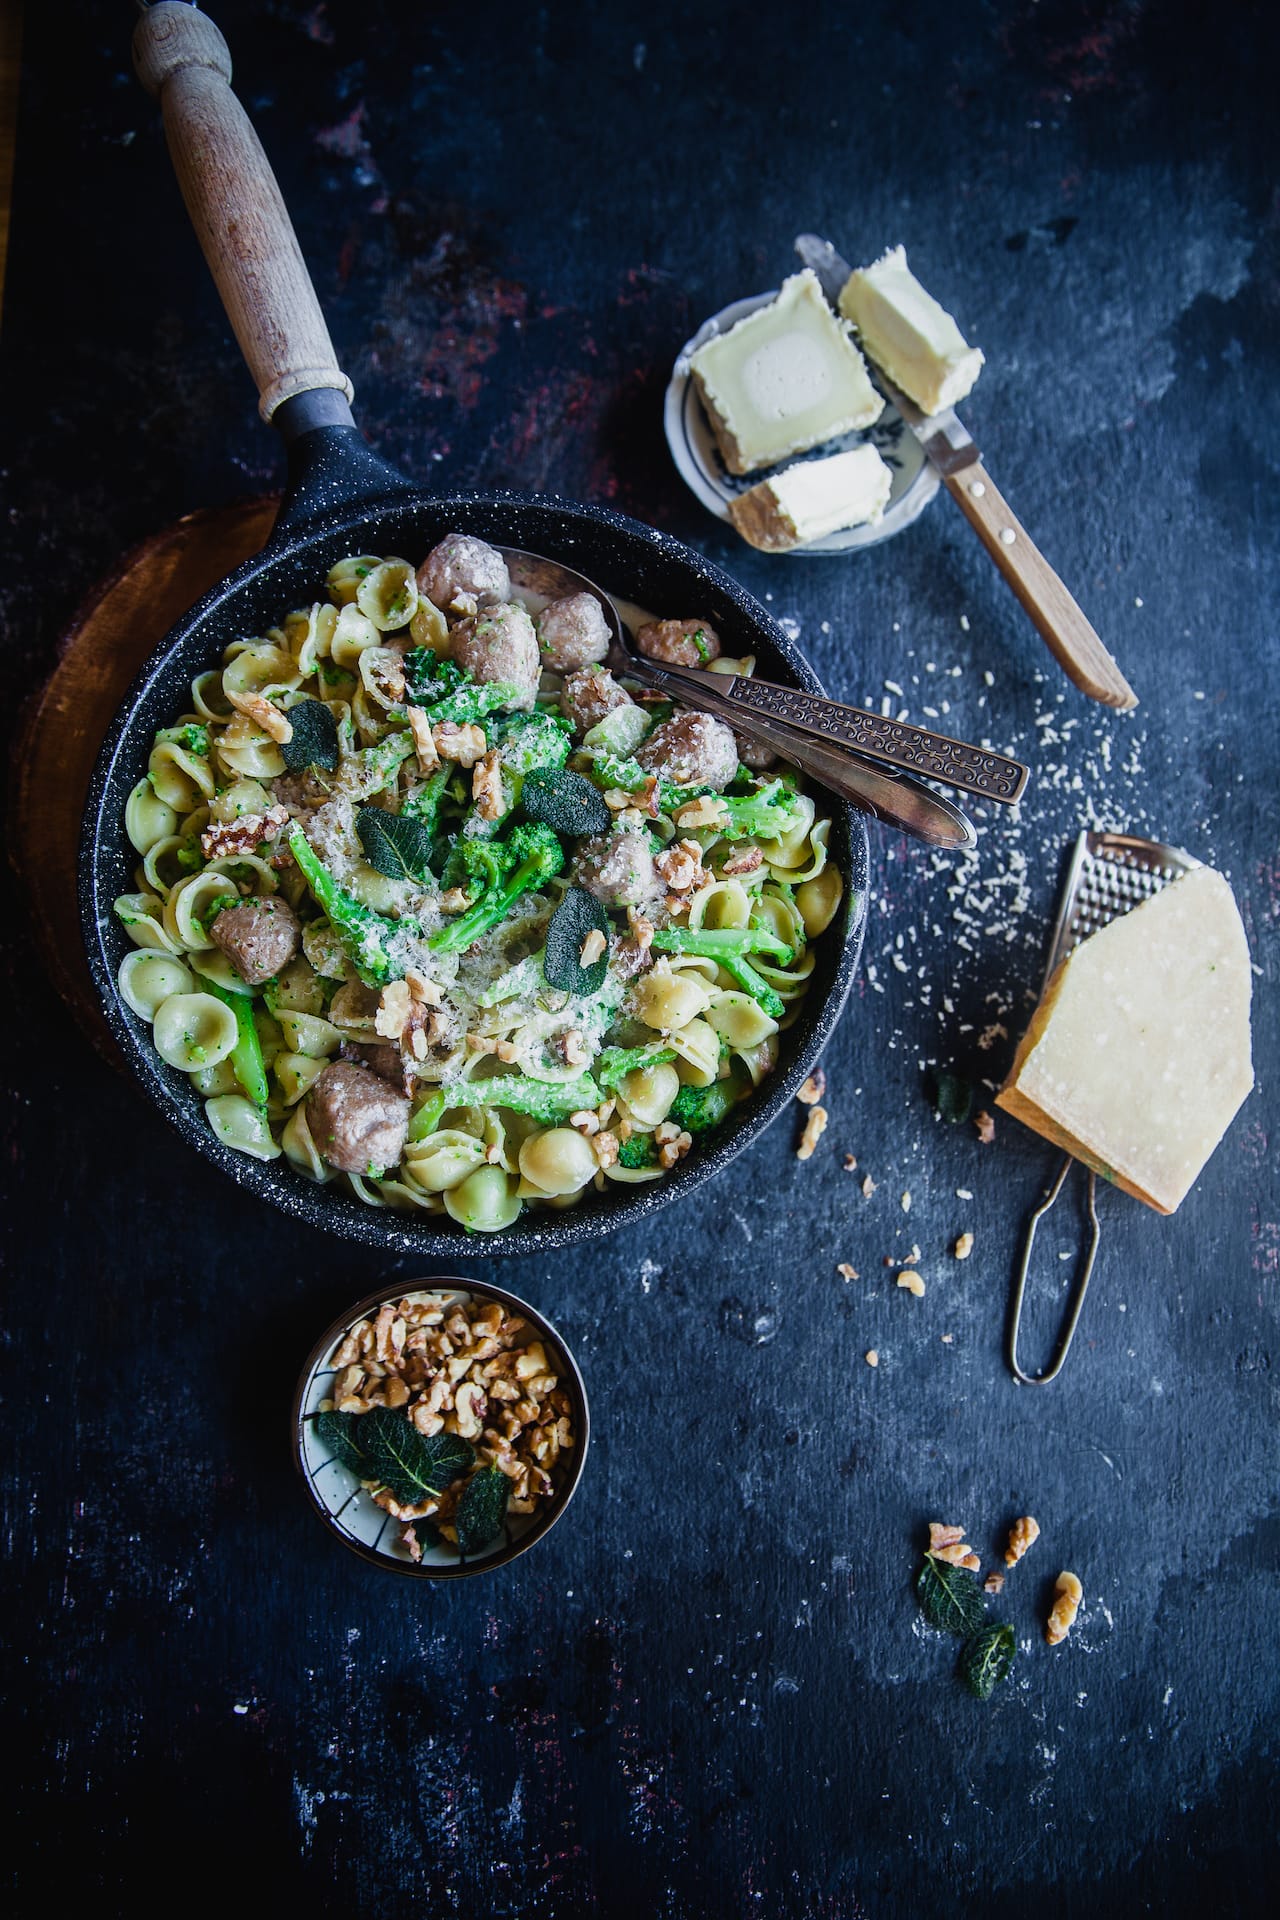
[500,548,1024,850]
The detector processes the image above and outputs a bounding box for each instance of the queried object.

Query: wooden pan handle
[133,3,353,423]
[944,459,1138,711]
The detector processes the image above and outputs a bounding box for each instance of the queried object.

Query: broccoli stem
[343,732,417,800]
[401,761,452,833]
[412,1073,602,1135]
[596,1043,678,1090]
[287,825,414,987]
[428,828,563,955]
[716,953,785,1020]
[648,926,793,963]
[424,681,522,727]
[198,975,269,1109]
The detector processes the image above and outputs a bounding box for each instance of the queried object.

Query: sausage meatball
[573,829,656,910]
[305,1060,411,1176]
[636,617,721,668]
[450,602,540,711]
[536,592,611,673]
[636,712,739,790]
[416,533,511,615]
[559,665,634,735]
[209,895,300,987]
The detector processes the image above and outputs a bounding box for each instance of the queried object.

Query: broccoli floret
[670,1079,739,1135]
[617,1133,659,1170]
[403,652,467,702]
[410,1072,602,1135]
[715,779,806,842]
[596,1043,678,1091]
[423,679,524,728]
[342,731,417,800]
[156,722,211,758]
[496,709,573,778]
[428,822,564,954]
[400,761,452,836]
[287,825,416,987]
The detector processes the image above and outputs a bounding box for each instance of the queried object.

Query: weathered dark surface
[2,1,1276,1911]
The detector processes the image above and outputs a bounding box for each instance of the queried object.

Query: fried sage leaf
[521,767,611,839]
[359,1410,474,1507]
[960,1622,1016,1700]
[453,1464,511,1555]
[916,1552,987,1636]
[357,804,435,882]
[929,1068,974,1125]
[543,884,611,995]
[280,697,339,772]
[312,1408,367,1476]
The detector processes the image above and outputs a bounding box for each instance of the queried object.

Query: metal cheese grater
[1007,831,1202,1385]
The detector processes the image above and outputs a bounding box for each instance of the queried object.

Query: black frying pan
[79,4,868,1255]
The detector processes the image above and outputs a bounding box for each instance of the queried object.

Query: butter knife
[795,233,1138,713]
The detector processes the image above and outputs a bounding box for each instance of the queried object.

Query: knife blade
[793,232,1138,711]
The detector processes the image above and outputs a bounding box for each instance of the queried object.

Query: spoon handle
[622,658,976,849]
[654,665,1028,805]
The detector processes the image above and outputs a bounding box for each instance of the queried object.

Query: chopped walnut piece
[983,1572,1005,1595]
[407,705,439,772]
[654,838,708,894]
[654,1122,693,1169]
[861,1173,877,1198]
[226,686,293,742]
[471,749,505,821]
[928,1522,981,1571]
[843,1153,858,1172]
[1046,1570,1083,1645]
[796,1067,826,1106]
[569,1108,600,1135]
[974,1109,996,1144]
[836,1262,858,1281]
[592,1130,620,1168]
[557,1029,591,1068]
[578,928,607,968]
[721,846,763,876]
[864,1350,879,1368]
[1004,1515,1041,1567]
[375,979,414,1042]
[200,803,291,860]
[674,794,729,831]
[897,1270,926,1297]
[953,1231,975,1260]
[440,887,470,913]
[796,1105,828,1161]
[604,788,636,811]
[626,906,655,952]
[432,720,487,768]
[405,969,443,1008]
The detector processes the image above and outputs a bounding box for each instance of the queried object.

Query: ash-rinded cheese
[727,443,893,551]
[690,270,883,476]
[996,866,1254,1215]
[838,246,984,416]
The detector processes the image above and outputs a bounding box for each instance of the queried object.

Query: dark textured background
[3,1,1277,1911]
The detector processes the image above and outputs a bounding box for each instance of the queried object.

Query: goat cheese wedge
[996,866,1254,1215]
[839,246,984,416]
[690,270,883,476]
[727,443,893,551]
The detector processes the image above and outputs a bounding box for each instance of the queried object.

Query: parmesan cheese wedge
[839,245,984,416]
[996,866,1254,1214]
[726,443,893,551]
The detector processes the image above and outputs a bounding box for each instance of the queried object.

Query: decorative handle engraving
[721,679,1028,803]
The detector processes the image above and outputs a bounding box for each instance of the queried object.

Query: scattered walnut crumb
[440,887,470,913]
[901,1190,911,1213]
[407,706,439,772]
[1046,1570,1082,1645]
[796,1067,826,1106]
[861,1173,876,1198]
[953,1231,975,1260]
[843,1153,858,1172]
[796,1105,828,1161]
[653,838,708,894]
[432,720,487,768]
[721,846,763,876]
[200,803,291,860]
[626,906,654,952]
[974,1109,996,1144]
[592,1129,620,1169]
[940,1333,954,1345]
[927,1522,980,1571]
[1005,1515,1041,1567]
[675,794,729,831]
[983,1572,1005,1595]
[578,928,607,968]
[226,687,293,742]
[472,749,505,821]
[864,1350,879,1368]
[897,1270,925,1297]
[836,1262,858,1281]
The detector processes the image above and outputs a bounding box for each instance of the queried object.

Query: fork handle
[943,460,1138,711]
[655,666,1028,805]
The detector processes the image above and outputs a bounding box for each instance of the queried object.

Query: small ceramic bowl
[665,289,940,552]
[292,1277,589,1579]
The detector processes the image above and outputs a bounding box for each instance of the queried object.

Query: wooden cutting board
[8,494,279,1055]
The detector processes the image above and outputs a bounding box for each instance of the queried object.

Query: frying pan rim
[79,483,869,1256]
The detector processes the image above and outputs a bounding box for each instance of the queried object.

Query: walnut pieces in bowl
[292,1278,589,1577]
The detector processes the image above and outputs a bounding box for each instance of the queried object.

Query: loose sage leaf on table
[454,1464,511,1556]
[359,1409,474,1507]
[357,804,435,882]
[280,697,339,773]
[916,1552,987,1636]
[543,884,611,995]
[312,1408,368,1476]
[521,767,612,839]
[929,1068,974,1125]
[960,1621,1016,1700]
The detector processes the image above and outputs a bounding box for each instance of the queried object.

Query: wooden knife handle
[133,3,353,423]
[944,459,1138,711]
